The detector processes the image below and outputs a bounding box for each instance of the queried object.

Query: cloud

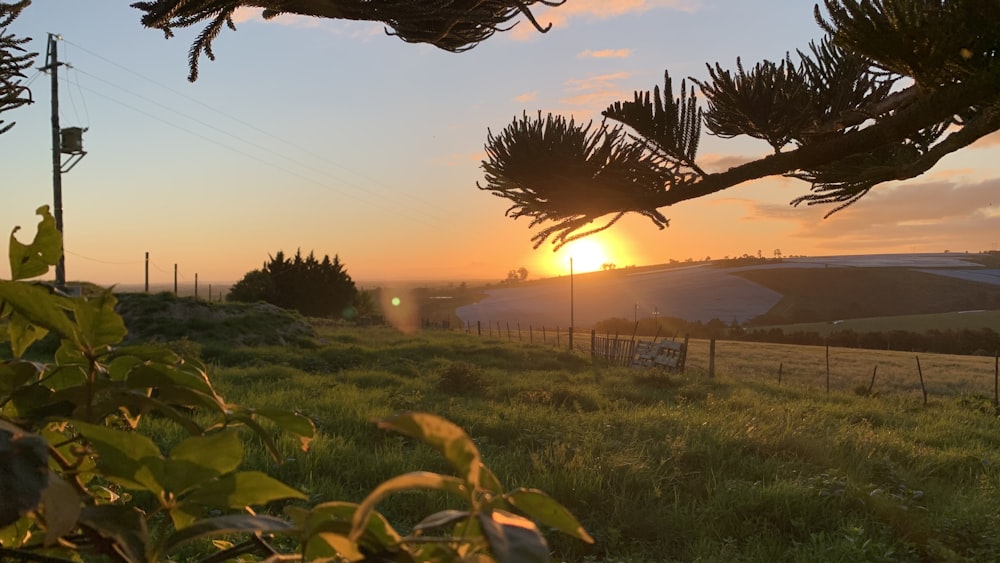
[512,0,701,40]
[971,130,1000,148]
[515,91,539,103]
[560,72,631,110]
[579,49,632,59]
[741,178,1000,252]
[697,153,758,174]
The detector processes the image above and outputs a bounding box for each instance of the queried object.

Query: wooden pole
[145,252,149,293]
[708,339,716,379]
[993,351,998,410]
[915,355,928,406]
[826,343,831,394]
[868,364,878,395]
[778,362,783,385]
[174,264,178,295]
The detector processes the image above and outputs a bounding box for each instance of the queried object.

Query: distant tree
[600,262,617,271]
[0,1,35,136]
[479,1,1000,250]
[228,249,357,318]
[503,266,529,283]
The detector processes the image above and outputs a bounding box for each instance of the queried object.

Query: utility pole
[569,256,574,350]
[43,34,65,287]
[40,33,86,289]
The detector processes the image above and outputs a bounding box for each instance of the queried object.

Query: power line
[61,38,451,224]
[63,75,441,228]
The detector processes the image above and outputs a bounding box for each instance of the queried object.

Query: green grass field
[144,320,1000,562]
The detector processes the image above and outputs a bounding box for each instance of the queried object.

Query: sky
[3,1,999,288]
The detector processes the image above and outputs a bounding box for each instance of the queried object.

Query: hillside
[455,253,1000,328]
[736,266,1000,325]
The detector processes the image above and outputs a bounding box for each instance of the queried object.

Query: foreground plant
[0,206,591,562]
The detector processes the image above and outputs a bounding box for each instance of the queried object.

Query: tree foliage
[130,0,566,81]
[228,249,358,318]
[0,0,35,135]
[479,0,1000,249]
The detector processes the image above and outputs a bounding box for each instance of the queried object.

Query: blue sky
[4,1,999,287]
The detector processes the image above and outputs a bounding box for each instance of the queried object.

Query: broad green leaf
[301,501,401,551]
[73,421,164,493]
[111,344,181,365]
[125,362,216,398]
[6,312,49,359]
[505,488,594,544]
[5,385,57,420]
[477,510,549,563]
[0,282,78,348]
[350,471,468,542]
[253,407,316,452]
[8,206,61,281]
[54,339,87,366]
[182,471,305,509]
[101,388,204,435]
[161,430,242,494]
[159,514,294,557]
[414,509,470,533]
[479,464,505,495]
[72,290,126,350]
[312,532,365,562]
[40,474,81,545]
[0,428,49,528]
[376,413,481,485]
[79,505,149,563]
[0,360,44,397]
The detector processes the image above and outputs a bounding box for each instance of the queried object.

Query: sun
[562,238,610,274]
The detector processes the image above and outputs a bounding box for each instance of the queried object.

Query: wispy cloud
[230,7,381,36]
[515,91,539,103]
[512,0,701,40]
[579,48,632,59]
[741,178,1000,252]
[560,72,631,110]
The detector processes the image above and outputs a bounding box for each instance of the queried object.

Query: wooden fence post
[825,343,830,394]
[556,326,560,348]
[915,355,928,406]
[994,351,998,411]
[708,339,716,378]
[477,320,481,336]
[868,364,878,395]
[778,362,782,385]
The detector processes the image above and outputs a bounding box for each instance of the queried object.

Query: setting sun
[562,238,611,274]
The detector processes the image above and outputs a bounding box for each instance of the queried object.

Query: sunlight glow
[563,238,610,274]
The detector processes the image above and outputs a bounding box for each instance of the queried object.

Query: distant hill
[455,253,1000,329]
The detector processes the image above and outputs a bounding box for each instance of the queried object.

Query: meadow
[148,319,1000,562]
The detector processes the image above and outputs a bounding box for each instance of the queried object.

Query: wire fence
[462,319,1000,403]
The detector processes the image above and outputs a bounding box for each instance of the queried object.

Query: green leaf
[79,505,150,562]
[6,312,49,359]
[0,360,44,397]
[0,428,49,528]
[376,412,481,485]
[477,510,550,563]
[73,421,164,492]
[72,290,126,350]
[159,514,294,557]
[0,282,79,348]
[350,471,468,542]
[8,206,61,281]
[40,474,81,545]
[253,407,316,452]
[505,488,594,544]
[414,509,470,533]
[301,501,401,550]
[182,471,305,509]
[161,430,242,494]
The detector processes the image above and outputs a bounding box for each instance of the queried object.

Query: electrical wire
[61,38,452,224]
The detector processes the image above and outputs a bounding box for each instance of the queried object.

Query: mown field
[138,315,1000,563]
